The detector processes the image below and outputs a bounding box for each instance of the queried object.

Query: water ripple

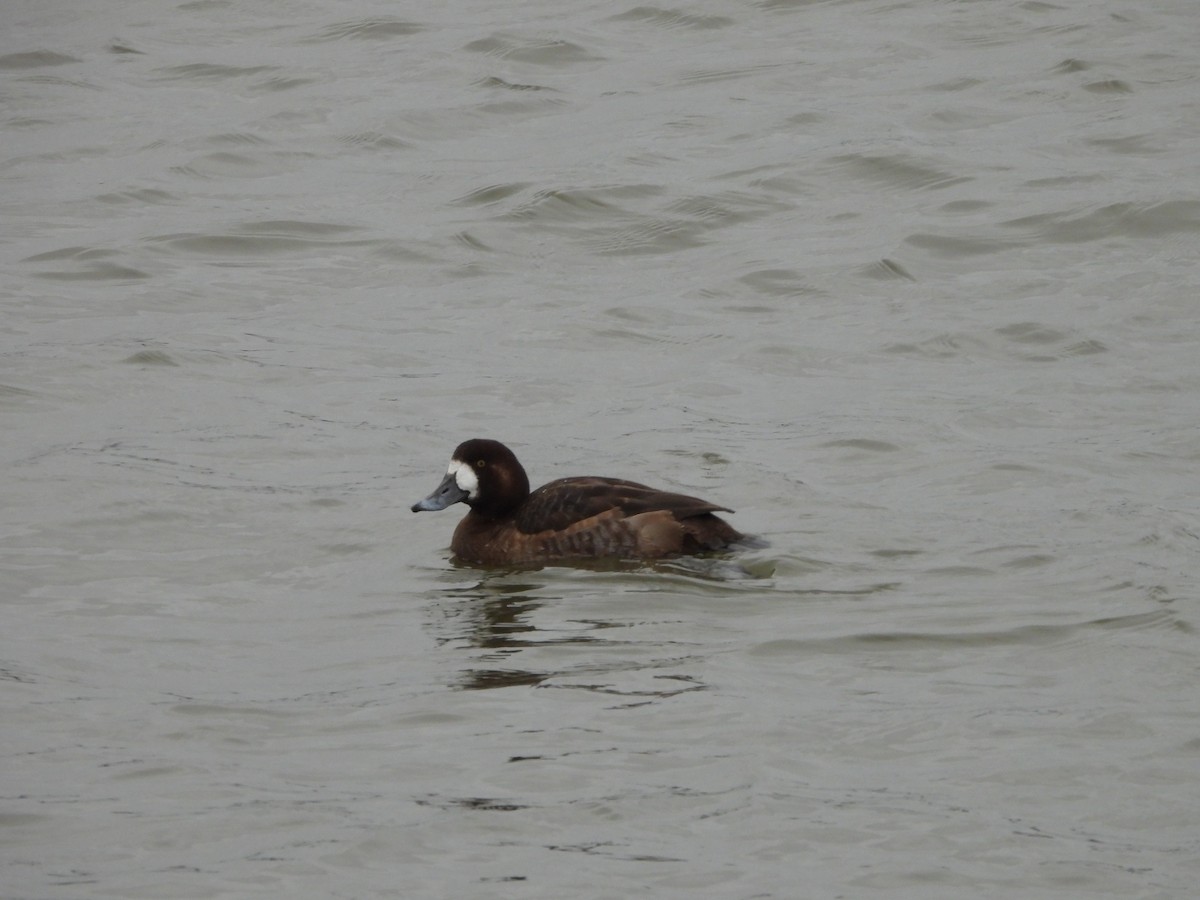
[22,247,149,282]
[305,19,423,42]
[1002,201,1200,242]
[494,183,794,255]
[476,76,556,92]
[144,220,373,258]
[904,232,1018,257]
[750,609,1179,657]
[151,63,314,94]
[153,63,278,81]
[883,321,1107,363]
[170,152,282,179]
[828,153,972,193]
[464,34,604,65]
[0,51,80,69]
[608,7,735,31]
[454,182,533,206]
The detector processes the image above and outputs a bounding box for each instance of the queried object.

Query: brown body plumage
[412,439,742,566]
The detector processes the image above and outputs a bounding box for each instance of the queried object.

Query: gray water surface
[3,1,1199,897]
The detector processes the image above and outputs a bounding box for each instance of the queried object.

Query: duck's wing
[514,477,732,534]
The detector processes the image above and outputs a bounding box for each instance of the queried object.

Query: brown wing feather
[514,477,732,535]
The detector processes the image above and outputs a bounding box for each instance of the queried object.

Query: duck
[411,438,742,566]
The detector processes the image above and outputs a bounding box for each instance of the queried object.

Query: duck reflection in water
[428,572,707,698]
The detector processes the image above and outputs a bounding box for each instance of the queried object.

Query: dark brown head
[411,439,532,519]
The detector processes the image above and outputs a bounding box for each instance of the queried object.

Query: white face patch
[447,458,479,499]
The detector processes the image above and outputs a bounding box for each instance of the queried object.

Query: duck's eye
[475,459,486,469]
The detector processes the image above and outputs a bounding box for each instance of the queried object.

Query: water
[3,0,1199,897]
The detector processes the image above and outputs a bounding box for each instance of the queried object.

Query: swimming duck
[411,438,742,565]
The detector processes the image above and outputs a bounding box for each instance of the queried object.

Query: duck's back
[459,476,741,562]
[517,477,733,533]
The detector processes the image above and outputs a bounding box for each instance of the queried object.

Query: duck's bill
[411,472,469,512]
